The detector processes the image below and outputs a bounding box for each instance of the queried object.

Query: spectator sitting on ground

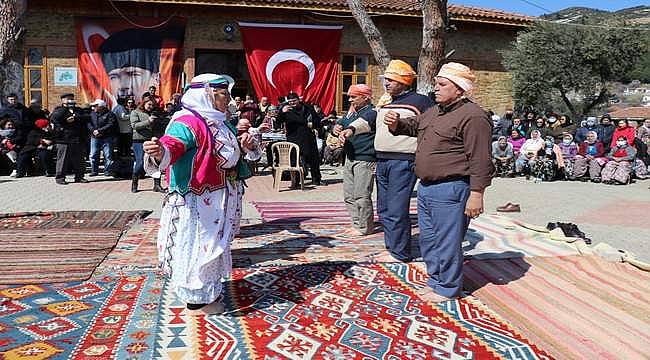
[507,129,526,158]
[0,118,18,176]
[550,114,577,143]
[322,126,344,166]
[16,118,55,177]
[531,136,563,182]
[558,133,578,179]
[491,135,514,177]
[574,131,606,182]
[638,133,650,166]
[515,129,544,175]
[610,119,636,149]
[575,116,599,143]
[601,135,636,185]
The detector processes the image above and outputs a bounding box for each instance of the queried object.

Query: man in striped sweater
[371,60,434,263]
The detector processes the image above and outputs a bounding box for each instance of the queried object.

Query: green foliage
[502,21,645,118]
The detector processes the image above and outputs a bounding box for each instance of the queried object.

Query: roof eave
[110,0,533,27]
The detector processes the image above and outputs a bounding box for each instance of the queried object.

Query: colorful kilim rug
[155,262,551,359]
[0,211,150,284]
[99,219,160,271]
[0,270,165,359]
[0,264,551,359]
[466,255,650,359]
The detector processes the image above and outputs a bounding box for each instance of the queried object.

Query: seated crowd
[491,111,650,185]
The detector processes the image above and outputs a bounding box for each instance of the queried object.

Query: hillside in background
[541,6,650,27]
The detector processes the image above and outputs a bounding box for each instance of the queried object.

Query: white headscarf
[172,73,234,125]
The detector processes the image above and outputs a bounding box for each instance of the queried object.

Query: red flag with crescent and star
[238,22,342,113]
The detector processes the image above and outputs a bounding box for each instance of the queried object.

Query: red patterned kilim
[156,262,551,359]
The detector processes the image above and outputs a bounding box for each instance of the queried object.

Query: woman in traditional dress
[143,73,258,314]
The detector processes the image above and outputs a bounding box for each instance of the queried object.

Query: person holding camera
[277,92,322,186]
[51,93,89,185]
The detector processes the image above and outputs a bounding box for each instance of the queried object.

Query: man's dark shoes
[75,178,89,183]
[89,172,99,177]
[496,202,520,212]
[55,179,67,185]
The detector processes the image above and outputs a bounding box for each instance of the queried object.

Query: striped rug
[464,255,650,359]
[0,211,150,284]
[250,201,581,259]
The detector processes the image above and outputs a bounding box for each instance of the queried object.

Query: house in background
[22,0,532,114]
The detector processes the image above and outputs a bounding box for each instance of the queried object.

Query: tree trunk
[416,0,447,96]
[346,0,391,70]
[581,86,608,116]
[0,0,26,104]
[558,86,579,120]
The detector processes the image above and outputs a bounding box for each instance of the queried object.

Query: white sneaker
[9,170,17,177]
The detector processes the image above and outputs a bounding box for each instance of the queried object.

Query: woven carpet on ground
[0,270,165,359]
[99,218,160,271]
[155,262,551,359]
[0,264,551,359]
[465,255,650,359]
[0,211,150,284]
[250,201,580,260]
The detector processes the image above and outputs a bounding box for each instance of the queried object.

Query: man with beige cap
[384,62,494,303]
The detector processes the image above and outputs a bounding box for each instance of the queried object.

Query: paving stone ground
[2,165,649,262]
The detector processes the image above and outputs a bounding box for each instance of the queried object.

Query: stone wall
[23,0,521,113]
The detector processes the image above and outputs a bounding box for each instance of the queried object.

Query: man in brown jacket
[384,62,494,303]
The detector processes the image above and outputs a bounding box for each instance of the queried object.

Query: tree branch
[347,0,391,70]
[557,85,578,119]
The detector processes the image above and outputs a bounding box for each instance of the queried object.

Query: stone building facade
[21,0,531,114]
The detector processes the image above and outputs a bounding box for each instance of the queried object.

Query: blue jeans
[132,142,144,176]
[417,178,470,298]
[376,158,419,261]
[90,137,114,175]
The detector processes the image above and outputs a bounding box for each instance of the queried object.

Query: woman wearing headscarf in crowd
[550,114,577,143]
[601,135,637,184]
[507,129,526,158]
[491,136,514,177]
[632,133,649,179]
[610,119,636,149]
[574,130,606,182]
[575,116,599,143]
[515,129,544,175]
[558,133,578,179]
[531,136,564,181]
[130,97,165,193]
[526,116,551,139]
[15,118,55,177]
[636,118,650,140]
[509,117,526,138]
[143,73,259,315]
[0,118,18,176]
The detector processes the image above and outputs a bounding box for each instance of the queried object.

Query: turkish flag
[239,22,342,113]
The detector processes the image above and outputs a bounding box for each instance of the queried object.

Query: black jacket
[21,128,54,153]
[277,104,320,156]
[88,109,118,138]
[51,106,87,144]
